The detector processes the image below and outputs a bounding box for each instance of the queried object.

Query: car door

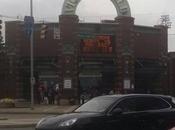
[105,97,144,130]
[105,96,172,130]
[132,96,172,130]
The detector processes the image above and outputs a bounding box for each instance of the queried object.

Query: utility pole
[30,0,34,109]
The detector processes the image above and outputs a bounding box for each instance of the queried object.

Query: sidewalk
[0,104,78,114]
[0,118,39,128]
[0,105,78,128]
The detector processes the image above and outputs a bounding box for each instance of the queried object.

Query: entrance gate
[58,0,135,103]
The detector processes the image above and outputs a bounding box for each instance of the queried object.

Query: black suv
[36,94,175,130]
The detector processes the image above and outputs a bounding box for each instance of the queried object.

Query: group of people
[80,87,115,104]
[36,82,115,105]
[37,82,61,105]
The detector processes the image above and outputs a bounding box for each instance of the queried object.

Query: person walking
[42,82,49,104]
[55,84,61,105]
[48,86,55,104]
[38,82,45,104]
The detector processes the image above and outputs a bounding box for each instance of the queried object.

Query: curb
[0,105,77,115]
[0,123,36,128]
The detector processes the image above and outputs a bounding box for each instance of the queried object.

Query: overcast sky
[0,0,175,51]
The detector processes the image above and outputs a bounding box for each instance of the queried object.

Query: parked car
[36,94,175,130]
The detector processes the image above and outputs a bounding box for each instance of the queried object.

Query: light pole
[30,0,34,109]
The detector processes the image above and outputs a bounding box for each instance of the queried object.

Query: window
[115,96,170,113]
[75,97,117,113]
[116,98,137,112]
[134,97,170,111]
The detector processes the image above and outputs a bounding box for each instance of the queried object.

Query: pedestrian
[48,86,55,104]
[38,82,45,104]
[55,84,61,105]
[80,92,85,104]
[109,89,114,95]
[43,82,48,104]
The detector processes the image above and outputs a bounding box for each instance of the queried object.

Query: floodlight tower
[160,15,172,28]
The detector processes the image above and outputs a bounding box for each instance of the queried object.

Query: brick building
[4,21,59,100]
[168,52,175,96]
[1,16,169,102]
[0,43,9,98]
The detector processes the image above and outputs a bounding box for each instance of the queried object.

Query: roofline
[97,93,171,98]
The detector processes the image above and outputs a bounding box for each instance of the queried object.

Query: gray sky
[0,0,175,51]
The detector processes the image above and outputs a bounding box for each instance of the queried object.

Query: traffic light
[40,24,48,39]
[0,20,3,43]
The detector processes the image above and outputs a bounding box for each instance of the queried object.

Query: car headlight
[36,118,46,127]
[59,118,77,127]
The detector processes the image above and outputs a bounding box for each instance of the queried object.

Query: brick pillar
[168,54,174,95]
[155,25,168,94]
[58,15,79,104]
[114,16,135,94]
[15,22,23,99]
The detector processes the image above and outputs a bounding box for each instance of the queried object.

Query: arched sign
[61,0,131,16]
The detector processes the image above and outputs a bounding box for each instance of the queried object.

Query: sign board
[80,35,113,54]
[64,79,72,89]
[62,0,131,16]
[24,16,34,37]
[63,44,74,54]
[53,27,60,40]
[124,79,130,89]
[78,33,95,39]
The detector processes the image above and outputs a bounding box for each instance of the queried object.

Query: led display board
[80,35,114,54]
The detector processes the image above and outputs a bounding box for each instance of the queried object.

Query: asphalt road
[0,114,52,130]
[0,114,50,119]
[0,128,34,130]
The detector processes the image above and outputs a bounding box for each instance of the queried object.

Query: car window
[75,97,117,113]
[115,98,137,112]
[114,96,170,113]
[134,97,171,111]
[171,97,175,104]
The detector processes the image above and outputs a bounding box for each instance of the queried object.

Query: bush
[0,98,15,108]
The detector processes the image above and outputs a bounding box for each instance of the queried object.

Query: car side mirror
[112,108,123,115]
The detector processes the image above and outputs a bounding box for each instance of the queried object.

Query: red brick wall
[168,52,175,95]
[134,27,162,59]
[6,21,60,57]
[4,19,169,99]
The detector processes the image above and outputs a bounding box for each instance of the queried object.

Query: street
[0,128,34,130]
[0,105,77,129]
[0,114,51,130]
